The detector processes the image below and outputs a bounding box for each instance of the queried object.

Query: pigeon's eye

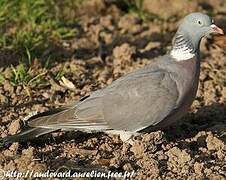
[197,20,202,25]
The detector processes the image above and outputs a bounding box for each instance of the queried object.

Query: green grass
[0,73,5,85]
[10,63,47,96]
[54,66,66,80]
[123,0,159,21]
[0,0,82,58]
[10,64,46,87]
[0,0,84,91]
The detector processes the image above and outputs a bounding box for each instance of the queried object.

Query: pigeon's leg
[106,130,140,144]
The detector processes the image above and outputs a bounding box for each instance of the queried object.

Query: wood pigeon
[2,12,224,143]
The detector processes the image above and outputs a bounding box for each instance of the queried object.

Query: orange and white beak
[210,24,224,35]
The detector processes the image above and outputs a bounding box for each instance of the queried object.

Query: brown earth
[0,0,226,179]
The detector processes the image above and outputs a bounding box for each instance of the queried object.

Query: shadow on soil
[165,101,226,142]
[3,101,224,148]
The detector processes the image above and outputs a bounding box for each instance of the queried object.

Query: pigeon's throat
[170,34,196,61]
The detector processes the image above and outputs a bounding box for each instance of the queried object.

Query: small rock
[3,80,14,94]
[8,120,21,135]
[206,132,225,151]
[194,162,204,175]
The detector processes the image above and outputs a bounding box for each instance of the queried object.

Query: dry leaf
[60,76,75,89]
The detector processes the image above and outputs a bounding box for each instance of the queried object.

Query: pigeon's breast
[174,57,200,116]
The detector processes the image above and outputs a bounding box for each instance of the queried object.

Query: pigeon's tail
[1,127,55,144]
[1,106,73,144]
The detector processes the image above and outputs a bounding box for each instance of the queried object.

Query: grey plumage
[2,12,223,143]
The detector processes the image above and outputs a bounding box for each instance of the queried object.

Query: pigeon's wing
[101,68,179,131]
[28,95,109,131]
[28,64,179,132]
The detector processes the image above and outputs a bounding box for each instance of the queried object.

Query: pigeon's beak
[210,24,224,35]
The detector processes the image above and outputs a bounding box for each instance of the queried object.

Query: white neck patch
[170,45,195,61]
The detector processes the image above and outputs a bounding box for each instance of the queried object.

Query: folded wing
[28,66,179,132]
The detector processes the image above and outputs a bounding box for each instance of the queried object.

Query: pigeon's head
[177,12,224,47]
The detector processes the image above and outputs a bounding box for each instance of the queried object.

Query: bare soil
[0,0,226,179]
